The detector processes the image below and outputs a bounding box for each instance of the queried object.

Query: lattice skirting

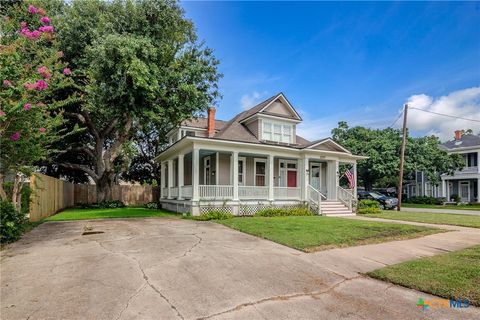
[199,206,233,215]
[160,199,305,216]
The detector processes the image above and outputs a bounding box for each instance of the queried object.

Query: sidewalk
[401,207,480,216]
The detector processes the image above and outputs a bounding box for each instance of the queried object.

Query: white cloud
[240,91,267,110]
[406,87,480,141]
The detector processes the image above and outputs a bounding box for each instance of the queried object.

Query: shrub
[405,196,445,205]
[254,207,313,217]
[195,210,233,221]
[450,194,461,203]
[0,200,28,244]
[357,199,381,214]
[3,182,31,214]
[144,202,159,209]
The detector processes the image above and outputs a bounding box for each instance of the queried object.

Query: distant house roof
[441,134,480,150]
[179,93,347,152]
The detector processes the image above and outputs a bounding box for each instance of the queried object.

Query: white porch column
[192,148,200,201]
[333,160,339,200]
[441,179,447,198]
[477,178,480,203]
[353,161,358,196]
[178,154,184,200]
[232,151,239,201]
[267,154,274,201]
[167,159,173,199]
[300,156,308,201]
[160,162,165,199]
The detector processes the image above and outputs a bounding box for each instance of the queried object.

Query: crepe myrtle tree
[0,3,76,212]
[53,0,221,201]
[332,121,463,191]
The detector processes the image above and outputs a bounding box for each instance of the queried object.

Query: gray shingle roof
[180,93,331,149]
[441,134,480,150]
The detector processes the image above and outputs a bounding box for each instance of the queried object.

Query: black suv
[357,190,398,210]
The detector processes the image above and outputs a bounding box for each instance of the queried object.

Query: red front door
[287,171,297,187]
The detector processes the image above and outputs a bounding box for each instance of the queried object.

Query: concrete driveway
[1,218,479,320]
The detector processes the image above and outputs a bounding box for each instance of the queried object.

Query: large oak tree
[51,0,220,201]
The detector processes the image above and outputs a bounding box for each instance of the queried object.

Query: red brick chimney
[454,130,463,141]
[207,107,216,138]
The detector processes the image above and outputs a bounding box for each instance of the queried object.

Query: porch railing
[274,187,301,199]
[199,185,233,199]
[238,186,269,199]
[170,187,179,198]
[181,185,193,199]
[337,186,356,212]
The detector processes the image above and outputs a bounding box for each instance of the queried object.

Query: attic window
[262,121,292,143]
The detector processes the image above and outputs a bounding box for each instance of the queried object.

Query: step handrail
[308,184,326,215]
[337,186,356,212]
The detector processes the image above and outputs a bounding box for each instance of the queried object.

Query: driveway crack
[95,240,185,320]
[197,275,362,319]
[176,233,203,259]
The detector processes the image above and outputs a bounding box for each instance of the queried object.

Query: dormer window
[263,120,293,143]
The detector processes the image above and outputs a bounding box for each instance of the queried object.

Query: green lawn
[45,207,177,221]
[364,211,480,228]
[403,203,480,211]
[368,246,480,306]
[217,216,442,252]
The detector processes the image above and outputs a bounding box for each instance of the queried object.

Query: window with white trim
[262,121,293,143]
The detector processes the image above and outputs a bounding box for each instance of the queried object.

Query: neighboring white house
[404,131,480,203]
[155,93,364,216]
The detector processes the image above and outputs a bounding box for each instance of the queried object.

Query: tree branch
[59,162,99,182]
[100,118,119,137]
[65,111,100,140]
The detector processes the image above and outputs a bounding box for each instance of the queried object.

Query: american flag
[344,168,355,189]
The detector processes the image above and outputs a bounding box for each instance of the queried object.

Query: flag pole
[397,104,408,211]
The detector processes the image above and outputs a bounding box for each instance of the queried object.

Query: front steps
[321,201,355,216]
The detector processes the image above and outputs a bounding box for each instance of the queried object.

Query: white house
[155,93,364,216]
[404,131,480,203]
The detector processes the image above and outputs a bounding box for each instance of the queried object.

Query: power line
[389,111,404,128]
[409,107,480,123]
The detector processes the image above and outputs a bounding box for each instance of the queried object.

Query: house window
[467,153,478,167]
[254,159,266,186]
[238,157,246,186]
[262,121,293,143]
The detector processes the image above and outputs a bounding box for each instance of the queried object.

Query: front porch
[159,147,357,215]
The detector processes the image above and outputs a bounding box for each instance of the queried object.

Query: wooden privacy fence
[29,173,159,222]
[29,173,75,222]
[74,185,159,206]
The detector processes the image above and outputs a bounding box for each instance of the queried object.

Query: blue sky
[182,1,480,141]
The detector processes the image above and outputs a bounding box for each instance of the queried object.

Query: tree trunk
[364,179,373,191]
[12,173,20,212]
[0,173,7,200]
[97,172,115,202]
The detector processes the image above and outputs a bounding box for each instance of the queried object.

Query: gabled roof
[181,118,227,131]
[178,92,351,153]
[441,134,480,150]
[238,92,302,123]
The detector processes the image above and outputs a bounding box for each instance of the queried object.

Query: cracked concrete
[1,217,479,319]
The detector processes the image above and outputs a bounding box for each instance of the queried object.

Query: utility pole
[397,104,408,211]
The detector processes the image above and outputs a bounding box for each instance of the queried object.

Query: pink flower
[34,79,47,91]
[30,30,41,38]
[57,51,64,58]
[0,110,5,117]
[3,80,12,87]
[37,66,51,79]
[10,132,20,141]
[39,127,46,133]
[28,5,38,14]
[63,68,71,76]
[24,83,35,90]
[21,21,27,28]
[40,16,50,24]
[37,8,46,16]
[23,103,32,111]
[39,25,54,33]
